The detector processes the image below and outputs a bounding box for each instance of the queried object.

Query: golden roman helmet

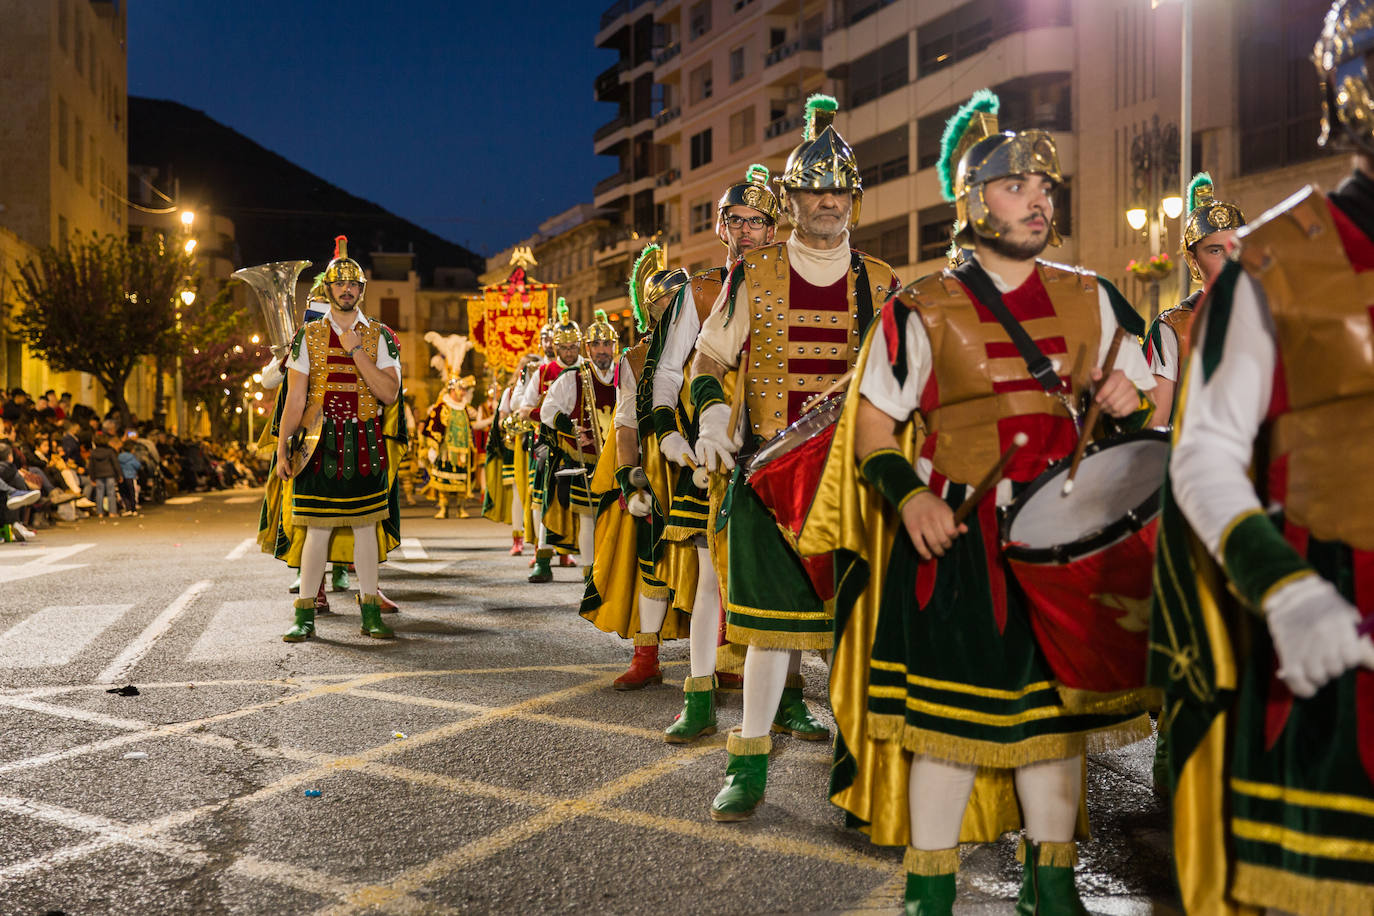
[717,164,780,231]
[1315,0,1374,155]
[939,89,1064,249]
[585,308,617,344]
[628,243,689,332]
[778,94,863,227]
[320,235,367,307]
[1182,172,1246,248]
[550,298,582,347]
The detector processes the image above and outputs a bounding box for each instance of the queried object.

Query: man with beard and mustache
[687,95,901,822]
[814,90,1157,913]
[275,237,404,642]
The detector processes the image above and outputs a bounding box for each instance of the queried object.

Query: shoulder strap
[850,252,876,339]
[951,260,1062,394]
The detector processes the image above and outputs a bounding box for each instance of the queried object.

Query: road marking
[386,559,452,574]
[96,581,213,684]
[224,496,260,504]
[0,543,94,583]
[187,599,290,661]
[223,537,256,560]
[398,537,427,559]
[163,495,202,505]
[0,604,133,669]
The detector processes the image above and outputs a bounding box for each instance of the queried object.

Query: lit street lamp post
[1125,115,1184,323]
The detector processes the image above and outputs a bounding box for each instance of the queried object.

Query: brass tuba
[232,260,313,358]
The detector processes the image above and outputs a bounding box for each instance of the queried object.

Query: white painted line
[399,537,428,559]
[163,495,202,505]
[386,560,452,574]
[223,537,255,560]
[0,604,133,669]
[187,600,292,662]
[97,581,213,684]
[224,496,260,504]
[0,543,95,584]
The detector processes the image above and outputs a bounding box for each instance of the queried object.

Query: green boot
[330,564,351,591]
[282,598,316,642]
[772,674,829,740]
[1016,839,1087,916]
[528,548,553,583]
[664,675,717,744]
[903,847,958,916]
[709,730,770,822]
[288,573,302,594]
[358,594,395,639]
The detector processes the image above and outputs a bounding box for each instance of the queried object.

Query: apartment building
[593,0,1345,320]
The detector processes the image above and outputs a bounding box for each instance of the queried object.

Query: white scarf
[786,229,851,287]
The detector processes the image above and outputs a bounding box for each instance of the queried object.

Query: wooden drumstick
[678,451,710,489]
[952,432,1028,525]
[800,367,856,415]
[1061,326,1130,496]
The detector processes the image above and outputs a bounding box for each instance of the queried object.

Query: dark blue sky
[127,0,615,257]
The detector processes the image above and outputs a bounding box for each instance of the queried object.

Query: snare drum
[1001,430,1169,695]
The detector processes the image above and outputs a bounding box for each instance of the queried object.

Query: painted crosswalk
[0,543,95,582]
[0,603,133,668]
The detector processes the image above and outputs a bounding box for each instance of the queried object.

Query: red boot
[378,589,399,613]
[313,581,334,616]
[558,553,577,567]
[715,671,744,691]
[509,532,524,556]
[613,636,663,691]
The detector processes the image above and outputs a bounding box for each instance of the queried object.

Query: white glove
[659,431,694,468]
[259,359,284,391]
[693,402,740,473]
[1265,575,1374,698]
[427,448,438,464]
[626,491,653,518]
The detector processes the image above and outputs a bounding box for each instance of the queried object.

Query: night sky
[127,0,615,257]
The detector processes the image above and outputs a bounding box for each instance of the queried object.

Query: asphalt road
[0,490,1180,915]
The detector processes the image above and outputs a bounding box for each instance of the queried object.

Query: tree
[12,232,192,427]
[180,282,270,441]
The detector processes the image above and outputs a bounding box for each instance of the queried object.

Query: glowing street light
[184,238,197,255]
[180,289,196,307]
[1125,207,1148,232]
[180,210,195,228]
[1162,195,1184,220]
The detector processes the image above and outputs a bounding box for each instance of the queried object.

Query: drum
[742,395,845,599]
[1001,430,1169,695]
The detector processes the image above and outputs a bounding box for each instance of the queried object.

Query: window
[730,46,746,83]
[847,36,908,108]
[917,204,958,263]
[1237,0,1327,174]
[74,13,84,74]
[917,0,993,77]
[1052,177,1072,239]
[689,0,712,39]
[690,200,715,234]
[58,97,69,169]
[380,297,401,329]
[997,72,1072,132]
[58,216,68,253]
[74,118,84,185]
[729,106,755,152]
[852,216,910,267]
[838,0,900,27]
[690,128,713,169]
[690,63,713,103]
[855,126,909,187]
[769,28,786,48]
[916,104,958,170]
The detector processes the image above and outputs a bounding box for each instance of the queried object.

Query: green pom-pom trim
[803,93,838,141]
[1186,171,1214,214]
[746,163,770,185]
[628,243,661,333]
[937,89,999,203]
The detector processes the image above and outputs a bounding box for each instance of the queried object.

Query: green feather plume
[628,244,661,333]
[803,94,838,141]
[1186,172,1214,214]
[746,163,770,185]
[594,308,609,323]
[937,89,999,203]
[556,297,569,323]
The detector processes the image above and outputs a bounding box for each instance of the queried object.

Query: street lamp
[1126,114,1182,322]
[175,289,196,436]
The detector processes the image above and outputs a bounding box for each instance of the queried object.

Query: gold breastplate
[304,320,383,421]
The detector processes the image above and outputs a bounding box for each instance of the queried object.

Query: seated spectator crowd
[0,387,270,542]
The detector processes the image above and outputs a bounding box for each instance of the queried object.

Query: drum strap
[850,252,876,339]
[952,261,1064,395]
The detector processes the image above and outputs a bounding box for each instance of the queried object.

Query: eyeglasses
[724,215,771,229]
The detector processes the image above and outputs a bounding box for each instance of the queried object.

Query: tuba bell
[232,260,313,358]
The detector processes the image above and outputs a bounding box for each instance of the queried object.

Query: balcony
[594,115,629,143]
[600,0,653,31]
[764,113,804,140]
[654,105,681,128]
[655,167,680,187]
[653,42,680,66]
[594,172,631,197]
[764,37,822,69]
[595,63,626,101]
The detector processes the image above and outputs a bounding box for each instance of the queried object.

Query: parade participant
[274,237,404,642]
[471,381,496,505]
[688,95,900,819]
[422,375,479,519]
[536,309,618,581]
[396,395,419,507]
[1150,6,1374,911]
[482,378,517,528]
[1144,172,1246,424]
[522,310,579,577]
[644,165,781,721]
[493,354,540,553]
[803,89,1157,912]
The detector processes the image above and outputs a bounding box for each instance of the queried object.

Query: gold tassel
[896,715,1153,770]
[724,622,834,652]
[683,674,715,693]
[903,846,959,875]
[1055,684,1163,715]
[293,597,315,611]
[633,632,660,647]
[1232,862,1373,916]
[725,729,773,756]
[785,673,806,690]
[1017,838,1078,867]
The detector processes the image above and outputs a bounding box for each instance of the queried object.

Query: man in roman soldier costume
[804,90,1157,912]
[491,353,541,552]
[522,308,580,579]
[274,236,404,642]
[1149,4,1374,912]
[421,374,478,519]
[482,377,517,528]
[535,309,618,582]
[640,165,780,721]
[580,244,692,691]
[1144,172,1246,424]
[688,95,901,820]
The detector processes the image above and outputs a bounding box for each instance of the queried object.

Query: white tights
[299,526,379,599]
[636,547,718,679]
[510,483,523,536]
[739,646,803,738]
[906,754,1081,850]
[578,515,595,567]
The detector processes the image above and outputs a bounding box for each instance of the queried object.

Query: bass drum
[1001,430,1169,696]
